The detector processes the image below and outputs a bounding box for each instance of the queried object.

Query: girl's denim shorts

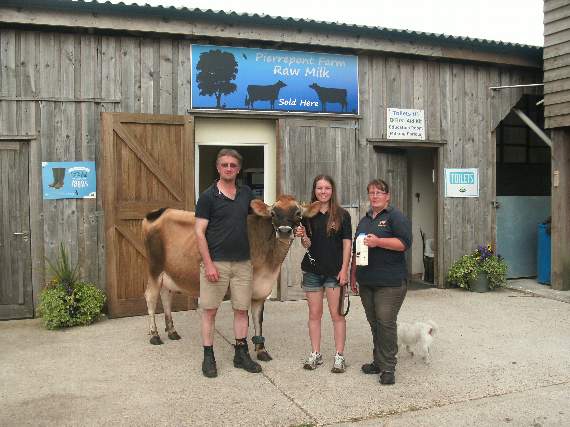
[302,271,340,292]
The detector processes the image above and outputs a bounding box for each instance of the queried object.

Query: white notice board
[387,108,425,140]
[445,168,479,198]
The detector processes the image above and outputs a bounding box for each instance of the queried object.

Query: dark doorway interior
[198,146,265,198]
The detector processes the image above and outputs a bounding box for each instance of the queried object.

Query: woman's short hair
[367,179,390,194]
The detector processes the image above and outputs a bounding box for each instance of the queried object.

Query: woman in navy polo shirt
[350,178,412,385]
[295,175,352,373]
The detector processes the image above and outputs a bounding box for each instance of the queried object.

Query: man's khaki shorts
[199,260,253,311]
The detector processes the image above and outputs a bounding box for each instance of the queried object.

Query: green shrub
[447,244,508,290]
[38,244,106,330]
[38,281,105,330]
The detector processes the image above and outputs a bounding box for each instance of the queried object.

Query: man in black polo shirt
[195,148,261,378]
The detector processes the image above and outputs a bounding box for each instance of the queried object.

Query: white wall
[408,150,436,277]
[195,118,276,204]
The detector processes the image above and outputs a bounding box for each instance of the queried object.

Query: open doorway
[408,148,437,285]
[194,117,277,204]
[198,145,265,197]
[496,95,551,279]
[373,144,438,286]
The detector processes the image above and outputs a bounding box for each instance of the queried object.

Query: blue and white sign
[191,45,358,114]
[42,161,96,200]
[445,168,479,198]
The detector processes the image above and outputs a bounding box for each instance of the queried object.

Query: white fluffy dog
[397,320,438,363]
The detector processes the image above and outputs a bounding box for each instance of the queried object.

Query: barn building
[1,0,559,320]
[543,0,570,292]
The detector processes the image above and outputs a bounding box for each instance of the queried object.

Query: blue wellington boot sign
[42,161,96,200]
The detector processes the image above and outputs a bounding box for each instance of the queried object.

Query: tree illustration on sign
[195,50,238,108]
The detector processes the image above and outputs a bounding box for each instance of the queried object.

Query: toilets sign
[42,161,96,199]
[445,168,479,198]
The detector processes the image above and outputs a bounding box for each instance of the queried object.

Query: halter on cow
[142,195,320,361]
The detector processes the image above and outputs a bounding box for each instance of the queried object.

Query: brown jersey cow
[142,195,319,361]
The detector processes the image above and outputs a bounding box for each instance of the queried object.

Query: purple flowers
[476,244,494,263]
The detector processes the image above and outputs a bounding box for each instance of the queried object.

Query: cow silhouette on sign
[309,83,348,112]
[245,80,287,109]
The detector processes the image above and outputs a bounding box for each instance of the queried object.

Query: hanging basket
[469,272,490,293]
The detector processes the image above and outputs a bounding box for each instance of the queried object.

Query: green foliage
[46,243,80,286]
[38,245,105,330]
[447,245,508,290]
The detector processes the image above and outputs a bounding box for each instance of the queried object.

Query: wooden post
[551,128,570,291]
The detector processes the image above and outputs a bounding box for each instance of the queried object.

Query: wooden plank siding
[0,30,194,310]
[0,26,541,314]
[357,55,540,286]
[544,0,570,128]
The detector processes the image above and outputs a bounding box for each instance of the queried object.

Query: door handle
[13,231,30,242]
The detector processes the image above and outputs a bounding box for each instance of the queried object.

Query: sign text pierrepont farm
[191,45,358,114]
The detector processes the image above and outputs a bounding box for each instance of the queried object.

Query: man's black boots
[202,346,218,378]
[233,339,262,373]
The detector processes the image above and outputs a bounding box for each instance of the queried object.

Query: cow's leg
[160,286,181,341]
[145,276,163,345]
[251,299,272,361]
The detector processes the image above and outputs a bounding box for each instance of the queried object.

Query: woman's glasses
[368,191,387,197]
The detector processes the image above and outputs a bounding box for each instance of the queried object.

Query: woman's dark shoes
[361,362,381,374]
[379,371,395,385]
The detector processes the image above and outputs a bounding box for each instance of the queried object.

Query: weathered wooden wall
[0,26,542,310]
[544,0,570,291]
[357,55,541,285]
[544,0,570,128]
[0,30,193,308]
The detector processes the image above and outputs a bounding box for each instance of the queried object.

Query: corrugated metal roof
[3,0,542,54]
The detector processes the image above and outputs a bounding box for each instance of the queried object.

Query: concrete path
[1,285,569,426]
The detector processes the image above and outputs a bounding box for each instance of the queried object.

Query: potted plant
[38,243,106,330]
[447,245,508,292]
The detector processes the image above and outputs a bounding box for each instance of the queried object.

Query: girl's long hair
[310,174,344,236]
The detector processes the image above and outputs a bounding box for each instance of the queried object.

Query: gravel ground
[1,285,569,426]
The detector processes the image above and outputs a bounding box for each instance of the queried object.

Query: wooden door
[101,113,196,318]
[374,147,408,216]
[0,140,33,319]
[374,147,410,276]
[279,118,359,300]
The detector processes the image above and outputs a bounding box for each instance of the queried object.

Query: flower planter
[469,272,490,293]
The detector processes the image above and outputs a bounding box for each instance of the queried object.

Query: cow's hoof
[150,335,163,345]
[168,331,181,340]
[257,350,273,362]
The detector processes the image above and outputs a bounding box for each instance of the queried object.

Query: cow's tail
[244,96,250,107]
[145,207,168,222]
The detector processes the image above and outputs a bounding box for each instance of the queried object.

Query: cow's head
[251,195,320,240]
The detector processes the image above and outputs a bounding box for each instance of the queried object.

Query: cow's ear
[301,201,320,218]
[250,199,271,217]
